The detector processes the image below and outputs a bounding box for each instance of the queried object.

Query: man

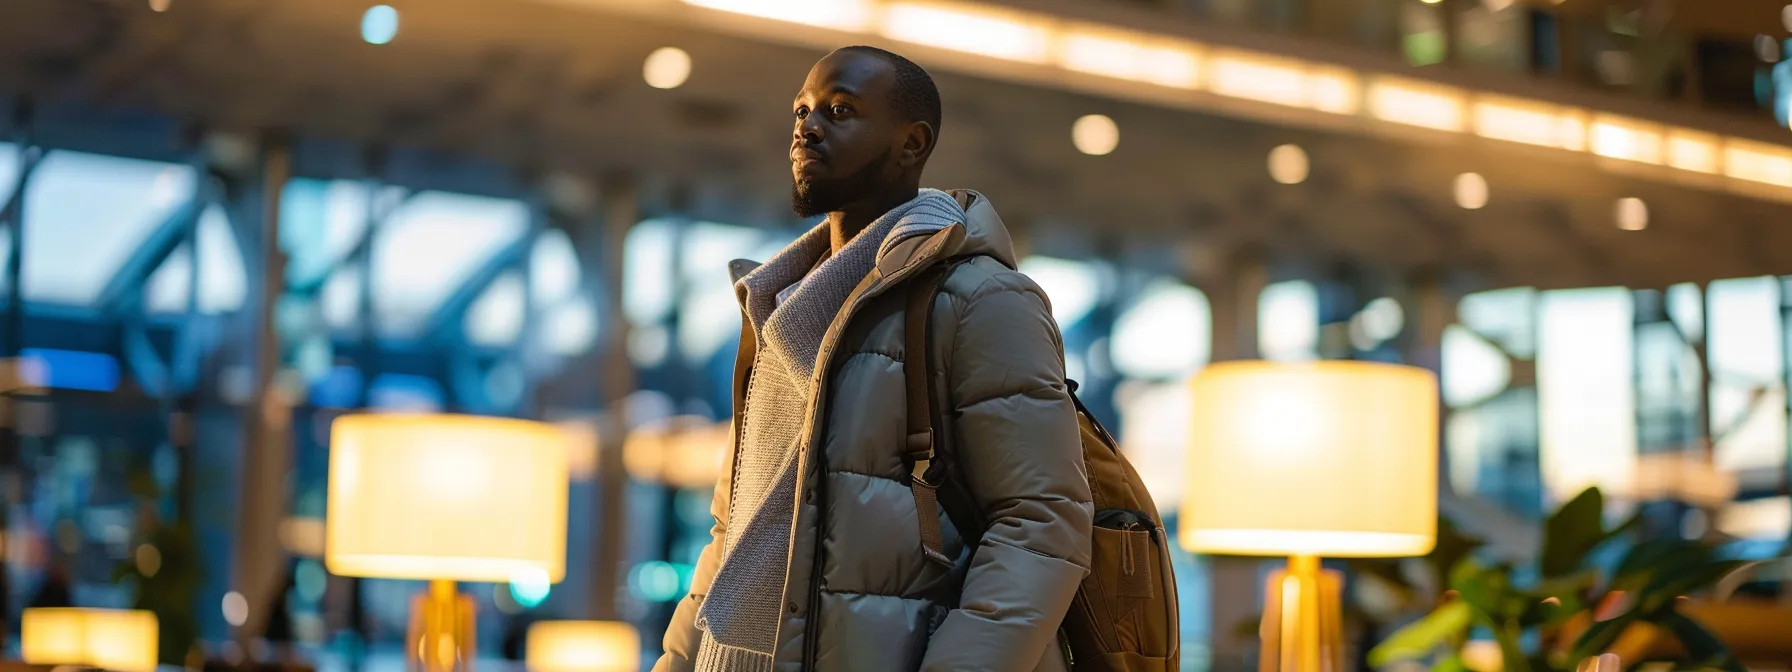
[654,46,1091,672]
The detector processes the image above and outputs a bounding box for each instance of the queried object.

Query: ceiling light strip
[668,0,1791,195]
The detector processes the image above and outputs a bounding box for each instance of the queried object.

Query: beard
[791,149,891,218]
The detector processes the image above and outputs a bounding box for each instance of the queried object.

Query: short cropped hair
[836,45,943,139]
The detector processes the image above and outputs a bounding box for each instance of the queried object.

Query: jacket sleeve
[920,275,1094,672]
[653,431,735,672]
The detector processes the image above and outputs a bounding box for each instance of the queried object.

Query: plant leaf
[1640,560,1750,613]
[1429,514,1486,586]
[1542,487,1606,577]
[1367,600,1474,667]
[1568,611,1639,662]
[1660,612,1746,672]
[1433,654,1472,672]
[1493,620,1532,672]
[1452,558,1520,619]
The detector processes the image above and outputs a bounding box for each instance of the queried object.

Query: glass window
[531,228,580,307]
[145,205,247,314]
[1111,279,1210,380]
[1458,286,1537,358]
[544,293,599,357]
[21,151,197,305]
[465,272,525,347]
[678,222,769,365]
[1537,287,1634,507]
[0,143,17,206]
[1706,276,1785,471]
[280,179,380,287]
[1455,4,1528,73]
[361,191,529,337]
[625,219,678,328]
[1402,1,1449,66]
[1019,256,1105,328]
[1442,324,1511,409]
[1259,280,1318,361]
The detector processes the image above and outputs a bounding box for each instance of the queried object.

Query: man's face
[790,51,906,218]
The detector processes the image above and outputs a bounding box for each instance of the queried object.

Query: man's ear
[898,120,936,168]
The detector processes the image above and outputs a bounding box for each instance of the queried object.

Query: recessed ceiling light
[643,47,692,90]
[1072,114,1119,156]
[1616,197,1647,230]
[1454,172,1488,210]
[1268,144,1309,185]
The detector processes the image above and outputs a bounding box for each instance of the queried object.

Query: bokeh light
[1616,197,1648,231]
[628,561,691,603]
[222,592,249,627]
[510,568,553,609]
[643,47,692,89]
[1454,172,1488,210]
[361,5,399,45]
[134,545,161,578]
[1268,144,1309,184]
[295,560,328,603]
[1072,114,1119,155]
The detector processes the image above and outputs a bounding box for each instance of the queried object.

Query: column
[1199,250,1265,672]
[230,134,292,646]
[589,174,637,621]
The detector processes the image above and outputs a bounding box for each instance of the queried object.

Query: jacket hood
[871,189,1017,280]
[729,189,1017,286]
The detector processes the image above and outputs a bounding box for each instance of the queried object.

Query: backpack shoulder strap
[904,259,985,568]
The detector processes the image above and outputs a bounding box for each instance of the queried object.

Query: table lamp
[21,607,158,672]
[1182,361,1437,672]
[326,413,570,672]
[525,620,640,672]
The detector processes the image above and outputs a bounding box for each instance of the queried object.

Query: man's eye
[830,104,852,117]
[794,107,809,120]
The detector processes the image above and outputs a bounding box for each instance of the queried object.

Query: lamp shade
[22,608,158,672]
[526,620,640,672]
[1181,360,1438,557]
[326,413,570,582]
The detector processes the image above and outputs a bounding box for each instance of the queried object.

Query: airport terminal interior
[2,0,1792,670]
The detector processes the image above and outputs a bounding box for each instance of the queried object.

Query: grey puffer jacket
[654,191,1093,672]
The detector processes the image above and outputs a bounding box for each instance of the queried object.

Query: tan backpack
[902,261,1181,671]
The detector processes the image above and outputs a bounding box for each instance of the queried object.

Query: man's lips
[792,148,825,169]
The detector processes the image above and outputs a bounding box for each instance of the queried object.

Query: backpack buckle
[905,431,933,484]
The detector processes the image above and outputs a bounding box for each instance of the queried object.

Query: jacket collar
[727,188,1013,306]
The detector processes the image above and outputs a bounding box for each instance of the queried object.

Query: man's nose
[794,117,822,143]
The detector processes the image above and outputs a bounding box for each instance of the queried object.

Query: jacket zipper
[800,235,957,669]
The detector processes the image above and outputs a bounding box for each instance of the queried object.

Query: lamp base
[1258,555,1345,672]
[407,580,475,672]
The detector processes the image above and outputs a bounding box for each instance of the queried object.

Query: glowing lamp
[1183,361,1437,672]
[326,413,570,672]
[526,621,641,672]
[22,608,159,672]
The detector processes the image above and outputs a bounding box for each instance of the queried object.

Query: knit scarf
[694,189,965,671]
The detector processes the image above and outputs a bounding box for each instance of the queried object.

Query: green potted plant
[1369,487,1751,671]
[115,468,205,668]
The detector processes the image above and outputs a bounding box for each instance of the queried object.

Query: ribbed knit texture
[694,189,965,671]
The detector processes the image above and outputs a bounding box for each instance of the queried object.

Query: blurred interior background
[1,0,1791,670]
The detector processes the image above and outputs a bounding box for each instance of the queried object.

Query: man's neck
[827,186,919,254]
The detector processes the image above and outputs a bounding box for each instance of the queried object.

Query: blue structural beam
[96,178,210,315]
[420,229,532,342]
